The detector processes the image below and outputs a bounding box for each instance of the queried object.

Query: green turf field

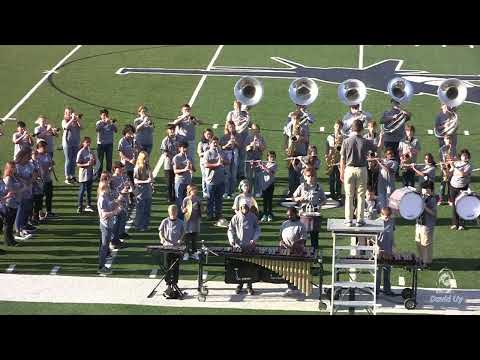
[1,45,480,296]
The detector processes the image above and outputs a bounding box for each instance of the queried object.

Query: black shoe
[120,233,131,240]
[0,249,6,255]
[235,284,244,294]
[247,287,255,295]
[24,224,37,231]
[97,267,112,275]
[113,242,128,250]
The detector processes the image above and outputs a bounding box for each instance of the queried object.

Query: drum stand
[147,256,185,299]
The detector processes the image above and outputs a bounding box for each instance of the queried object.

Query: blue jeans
[376,265,391,293]
[15,197,33,232]
[96,143,113,175]
[288,166,301,196]
[78,180,93,208]
[63,143,78,178]
[112,210,128,244]
[99,222,113,269]
[207,182,225,218]
[246,163,262,195]
[224,159,238,196]
[137,143,152,156]
[175,182,188,220]
[135,197,152,229]
[237,149,246,180]
[200,165,208,196]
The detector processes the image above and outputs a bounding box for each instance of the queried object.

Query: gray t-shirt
[12,132,32,159]
[365,199,380,220]
[175,116,198,142]
[380,107,410,142]
[293,182,327,209]
[160,136,178,171]
[134,166,153,200]
[204,147,226,185]
[62,118,81,147]
[118,137,135,172]
[227,211,261,247]
[340,135,377,167]
[226,110,250,135]
[0,179,7,215]
[378,159,398,194]
[158,218,185,246]
[182,195,201,233]
[244,134,266,161]
[378,217,395,254]
[261,161,277,190]
[172,153,193,184]
[110,175,130,210]
[134,116,154,146]
[284,122,308,156]
[37,153,52,183]
[280,219,306,248]
[417,164,436,183]
[417,195,436,230]
[342,110,372,136]
[34,125,55,153]
[398,137,421,164]
[16,161,35,199]
[97,193,116,228]
[76,147,94,182]
[3,176,22,208]
[450,161,472,189]
[95,120,117,145]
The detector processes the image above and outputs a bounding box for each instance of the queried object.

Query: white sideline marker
[464,130,470,136]
[469,45,475,49]
[149,269,158,278]
[0,45,82,123]
[427,129,434,135]
[398,276,405,286]
[212,123,219,129]
[153,45,224,178]
[414,45,421,47]
[50,266,60,275]
[6,264,15,273]
[319,127,325,133]
[358,45,364,69]
[442,45,447,48]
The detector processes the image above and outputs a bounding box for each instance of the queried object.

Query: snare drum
[389,187,424,220]
[455,191,480,220]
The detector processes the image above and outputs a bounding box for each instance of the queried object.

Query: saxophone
[286,121,301,157]
[325,132,342,175]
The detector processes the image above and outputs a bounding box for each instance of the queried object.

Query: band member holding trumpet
[293,168,327,251]
[97,175,123,275]
[173,142,195,220]
[228,198,261,295]
[364,120,384,194]
[34,141,56,221]
[134,151,154,232]
[341,104,372,137]
[285,111,308,197]
[245,123,266,197]
[62,107,82,184]
[160,124,179,203]
[133,105,154,156]
[118,125,136,186]
[398,124,421,187]
[380,99,412,173]
[439,135,456,205]
[408,153,436,190]
[110,161,132,248]
[197,128,214,198]
[325,120,344,200]
[34,115,59,159]
[258,151,277,223]
[220,120,241,199]
[172,104,200,160]
[95,109,117,177]
[435,104,458,154]
[280,206,307,295]
[204,136,229,222]
[226,100,251,179]
[449,149,472,231]
[340,120,378,227]
[76,137,96,214]
[12,121,33,160]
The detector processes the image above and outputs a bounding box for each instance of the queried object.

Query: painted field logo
[430,268,464,306]
[116,57,480,105]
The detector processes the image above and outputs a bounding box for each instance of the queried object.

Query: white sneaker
[183,253,189,261]
[267,215,273,222]
[84,206,94,212]
[458,226,465,231]
[191,253,200,261]
[15,231,33,241]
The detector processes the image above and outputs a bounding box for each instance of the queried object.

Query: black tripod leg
[147,256,182,298]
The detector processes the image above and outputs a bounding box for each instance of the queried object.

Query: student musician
[438,135,456,205]
[76,137,96,214]
[376,148,399,210]
[134,151,154,232]
[227,199,261,295]
[279,206,307,295]
[12,121,33,160]
[160,124,178,203]
[285,104,315,148]
[15,148,36,240]
[2,161,22,247]
[220,120,241,199]
[435,103,458,154]
[299,145,321,182]
[259,151,277,223]
[172,104,200,160]
[325,120,343,201]
[95,109,117,177]
[415,180,437,267]
[181,184,202,261]
[244,123,266,197]
[197,128,214,198]
[226,100,250,179]
[293,168,327,251]
[172,142,194,220]
[62,108,82,184]
[232,179,258,217]
[34,115,59,159]
[364,120,384,194]
[341,104,372,137]
[110,161,132,248]
[409,153,436,191]
[449,149,472,231]
[398,125,421,187]
[31,143,45,224]
[34,141,56,220]
[133,105,154,155]
[376,207,396,297]
[285,111,308,197]
[158,205,185,299]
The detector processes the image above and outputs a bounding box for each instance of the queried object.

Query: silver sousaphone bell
[338,79,367,106]
[234,76,263,108]
[288,77,319,106]
[383,77,414,134]
[434,78,467,138]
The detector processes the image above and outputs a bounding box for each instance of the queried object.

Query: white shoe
[84,206,94,212]
[267,215,273,222]
[183,253,189,261]
[458,226,465,231]
[15,231,33,241]
[191,253,200,261]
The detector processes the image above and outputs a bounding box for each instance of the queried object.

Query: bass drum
[389,187,424,220]
[455,191,480,220]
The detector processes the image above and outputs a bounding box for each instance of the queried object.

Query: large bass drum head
[399,191,424,220]
[456,194,480,220]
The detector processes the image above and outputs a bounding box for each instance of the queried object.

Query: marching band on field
[0,76,476,298]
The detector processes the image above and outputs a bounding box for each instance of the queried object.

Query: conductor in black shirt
[340,120,378,227]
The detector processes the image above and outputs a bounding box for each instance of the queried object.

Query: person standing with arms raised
[340,119,378,227]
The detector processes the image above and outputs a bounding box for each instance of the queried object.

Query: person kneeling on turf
[158,205,185,299]
[227,199,261,295]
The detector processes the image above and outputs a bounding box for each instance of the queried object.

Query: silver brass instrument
[338,79,367,106]
[434,78,467,138]
[288,77,319,107]
[234,76,263,107]
[383,77,413,134]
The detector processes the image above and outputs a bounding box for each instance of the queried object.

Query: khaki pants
[344,166,367,222]
[415,224,433,265]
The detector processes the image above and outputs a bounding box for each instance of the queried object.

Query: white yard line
[358,45,364,70]
[153,45,224,177]
[0,45,82,122]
